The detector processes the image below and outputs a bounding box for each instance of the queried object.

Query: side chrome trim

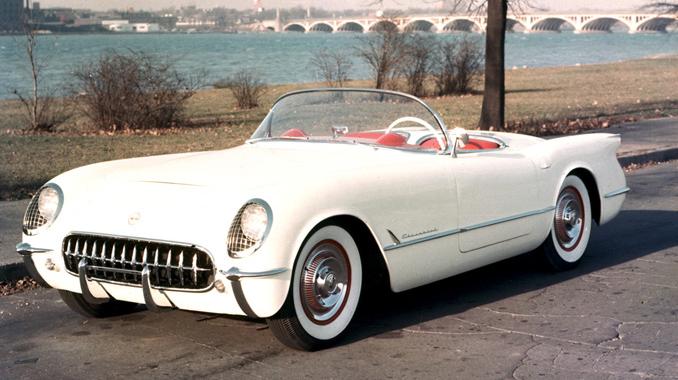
[219,267,288,281]
[604,186,630,198]
[16,243,52,256]
[383,228,461,251]
[383,206,556,252]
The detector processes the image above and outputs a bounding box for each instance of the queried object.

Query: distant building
[104,20,160,33]
[0,0,25,32]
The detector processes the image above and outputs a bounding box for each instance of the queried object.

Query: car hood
[55,141,420,195]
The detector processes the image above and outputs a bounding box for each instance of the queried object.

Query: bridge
[264,13,678,34]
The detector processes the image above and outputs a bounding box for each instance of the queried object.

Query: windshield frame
[247,88,452,154]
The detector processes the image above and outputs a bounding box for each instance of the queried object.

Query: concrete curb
[1,147,677,284]
[618,147,678,167]
[0,262,29,283]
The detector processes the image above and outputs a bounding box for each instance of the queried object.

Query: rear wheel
[267,225,362,351]
[58,290,138,318]
[540,175,592,271]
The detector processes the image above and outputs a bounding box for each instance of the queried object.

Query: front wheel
[540,175,592,271]
[267,225,362,351]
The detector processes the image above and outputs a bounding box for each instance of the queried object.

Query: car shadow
[340,209,678,346]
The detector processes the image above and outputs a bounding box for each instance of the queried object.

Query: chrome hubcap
[301,240,350,324]
[554,187,584,251]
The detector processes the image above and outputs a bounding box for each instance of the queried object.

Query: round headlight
[38,186,60,221]
[23,184,63,235]
[227,200,272,258]
[240,203,268,241]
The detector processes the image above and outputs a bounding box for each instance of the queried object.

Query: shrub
[224,70,267,109]
[355,27,407,89]
[72,51,200,131]
[400,34,437,97]
[433,37,484,96]
[309,48,353,87]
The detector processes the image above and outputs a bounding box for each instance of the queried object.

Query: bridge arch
[368,20,398,32]
[336,21,365,33]
[283,23,306,32]
[442,18,483,32]
[636,16,677,32]
[581,16,631,32]
[308,22,334,33]
[506,17,527,32]
[403,19,436,32]
[530,17,576,32]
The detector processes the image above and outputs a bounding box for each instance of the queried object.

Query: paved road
[0,200,27,266]
[1,162,677,379]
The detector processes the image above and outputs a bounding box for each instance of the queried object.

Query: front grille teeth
[62,234,215,290]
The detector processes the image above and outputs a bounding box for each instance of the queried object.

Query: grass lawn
[1,56,677,200]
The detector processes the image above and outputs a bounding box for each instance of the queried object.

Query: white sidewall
[550,176,592,263]
[292,225,362,340]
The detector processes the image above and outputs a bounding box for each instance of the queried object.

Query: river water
[1,31,676,98]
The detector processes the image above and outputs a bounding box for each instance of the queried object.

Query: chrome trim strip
[16,242,51,256]
[383,206,556,252]
[604,186,630,198]
[220,267,288,281]
[78,258,109,304]
[460,206,556,232]
[383,228,461,251]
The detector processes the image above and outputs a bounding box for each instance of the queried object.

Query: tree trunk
[478,0,507,130]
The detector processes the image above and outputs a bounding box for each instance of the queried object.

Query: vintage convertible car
[17,89,628,350]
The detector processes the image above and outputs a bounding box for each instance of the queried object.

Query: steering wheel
[385,116,446,151]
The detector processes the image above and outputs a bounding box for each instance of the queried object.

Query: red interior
[281,128,307,138]
[279,129,499,151]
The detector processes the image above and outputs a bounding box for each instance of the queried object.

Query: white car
[17,89,628,350]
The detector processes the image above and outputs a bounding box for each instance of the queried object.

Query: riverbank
[1,55,677,200]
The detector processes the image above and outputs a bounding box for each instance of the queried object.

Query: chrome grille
[23,192,48,234]
[62,234,215,290]
[227,203,259,256]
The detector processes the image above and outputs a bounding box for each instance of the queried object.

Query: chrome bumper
[17,242,288,317]
[219,267,288,318]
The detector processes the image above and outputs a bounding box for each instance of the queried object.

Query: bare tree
[13,13,68,131]
[368,0,531,130]
[400,34,437,97]
[433,37,484,96]
[73,51,201,131]
[355,27,407,89]
[225,69,267,109]
[309,48,353,87]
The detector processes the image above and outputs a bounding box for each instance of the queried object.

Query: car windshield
[250,89,449,152]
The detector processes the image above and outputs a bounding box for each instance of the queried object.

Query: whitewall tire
[541,175,592,271]
[267,225,362,350]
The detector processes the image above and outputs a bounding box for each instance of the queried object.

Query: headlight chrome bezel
[227,199,272,258]
[23,183,64,236]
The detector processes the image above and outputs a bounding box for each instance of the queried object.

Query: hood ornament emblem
[128,212,141,225]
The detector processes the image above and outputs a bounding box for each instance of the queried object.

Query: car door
[450,150,539,253]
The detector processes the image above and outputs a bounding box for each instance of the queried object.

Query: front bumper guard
[77,258,175,311]
[220,267,288,319]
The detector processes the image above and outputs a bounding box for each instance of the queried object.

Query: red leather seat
[281,128,307,138]
[376,133,407,147]
[419,138,441,150]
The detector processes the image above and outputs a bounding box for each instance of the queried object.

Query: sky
[35,0,650,12]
